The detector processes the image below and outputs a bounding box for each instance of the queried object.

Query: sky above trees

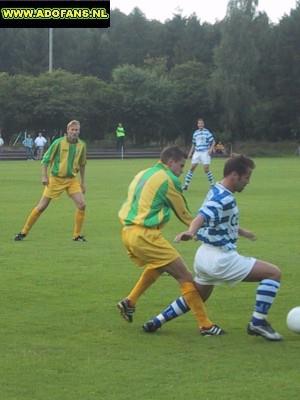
[111,0,297,23]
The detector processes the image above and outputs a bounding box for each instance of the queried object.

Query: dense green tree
[169,61,211,142]
[227,0,258,17]
[210,0,260,139]
[78,75,117,139]
[0,70,115,140]
[270,3,300,139]
[0,72,14,136]
[111,64,176,144]
[0,2,300,143]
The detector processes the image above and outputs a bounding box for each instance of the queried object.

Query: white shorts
[191,151,211,165]
[193,244,256,286]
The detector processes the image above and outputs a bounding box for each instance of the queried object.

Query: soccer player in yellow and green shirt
[117,145,224,336]
[14,120,87,242]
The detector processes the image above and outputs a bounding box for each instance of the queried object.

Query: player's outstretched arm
[174,214,204,242]
[238,227,256,241]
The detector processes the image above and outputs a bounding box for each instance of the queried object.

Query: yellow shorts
[43,176,82,199]
[121,225,180,270]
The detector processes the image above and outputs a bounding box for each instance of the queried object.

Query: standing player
[182,118,215,190]
[117,146,224,336]
[14,120,87,242]
[143,155,283,341]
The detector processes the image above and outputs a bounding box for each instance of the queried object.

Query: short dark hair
[160,146,187,163]
[223,154,255,177]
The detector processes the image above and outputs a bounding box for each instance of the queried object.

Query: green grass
[1,158,300,400]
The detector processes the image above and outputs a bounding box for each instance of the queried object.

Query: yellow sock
[73,209,85,238]
[21,207,42,235]
[181,282,212,328]
[127,267,161,305]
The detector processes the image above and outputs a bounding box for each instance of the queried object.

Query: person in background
[182,118,215,190]
[116,123,126,151]
[34,131,48,160]
[22,134,35,160]
[214,141,225,155]
[0,133,4,152]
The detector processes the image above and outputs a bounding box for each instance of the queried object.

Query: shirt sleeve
[165,179,193,226]
[79,142,87,166]
[41,140,58,165]
[199,200,223,227]
[208,131,215,145]
[192,132,196,145]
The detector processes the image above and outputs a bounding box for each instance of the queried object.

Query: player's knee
[204,166,209,173]
[273,267,281,281]
[37,204,48,212]
[268,266,281,281]
[77,202,86,211]
[178,271,194,284]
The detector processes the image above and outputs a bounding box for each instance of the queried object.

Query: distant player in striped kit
[182,118,215,190]
[117,146,224,336]
[14,120,87,242]
[143,155,283,341]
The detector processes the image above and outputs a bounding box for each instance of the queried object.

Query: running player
[117,145,224,336]
[143,155,283,341]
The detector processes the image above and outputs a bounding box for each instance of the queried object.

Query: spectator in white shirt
[0,133,4,152]
[34,132,48,160]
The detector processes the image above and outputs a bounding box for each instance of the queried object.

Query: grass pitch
[0,157,300,400]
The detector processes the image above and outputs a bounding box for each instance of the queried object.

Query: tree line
[0,0,299,145]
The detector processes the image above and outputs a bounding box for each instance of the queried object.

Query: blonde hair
[67,120,80,130]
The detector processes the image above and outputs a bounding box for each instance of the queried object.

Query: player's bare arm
[41,164,49,186]
[238,227,256,241]
[188,144,195,159]
[175,214,205,242]
[208,141,216,155]
[79,165,86,194]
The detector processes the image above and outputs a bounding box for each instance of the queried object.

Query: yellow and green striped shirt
[119,162,193,228]
[42,137,86,178]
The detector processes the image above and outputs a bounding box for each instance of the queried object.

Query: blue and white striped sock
[206,171,215,186]
[184,170,193,187]
[152,296,190,327]
[251,279,280,326]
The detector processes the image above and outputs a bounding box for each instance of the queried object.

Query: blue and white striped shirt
[197,183,239,250]
[192,128,214,152]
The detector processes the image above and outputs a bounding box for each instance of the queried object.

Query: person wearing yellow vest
[116,122,126,151]
[14,120,87,242]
